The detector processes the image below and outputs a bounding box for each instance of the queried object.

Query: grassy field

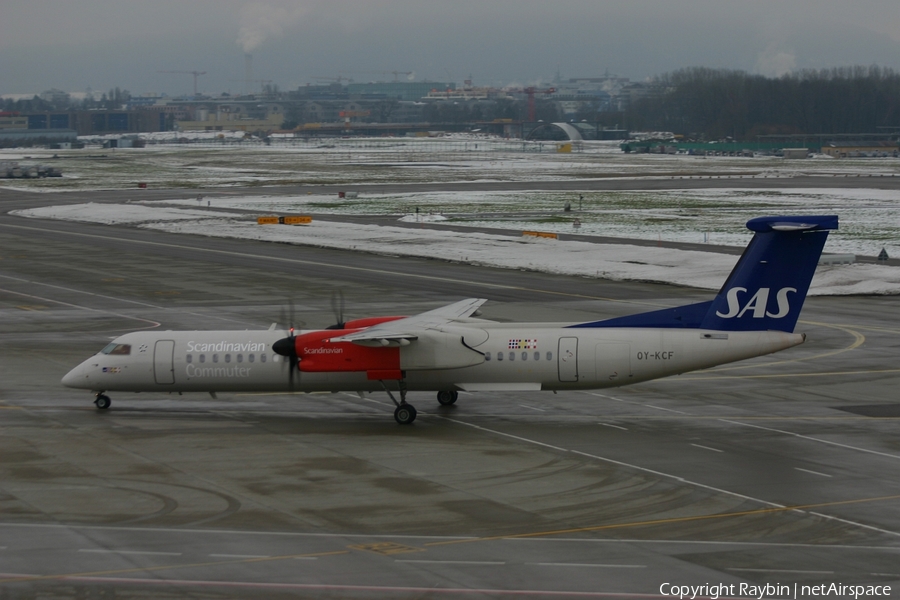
[4,137,899,256]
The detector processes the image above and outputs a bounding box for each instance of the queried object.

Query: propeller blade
[275,299,300,391]
[327,289,346,329]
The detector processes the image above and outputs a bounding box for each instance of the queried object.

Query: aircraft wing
[329,298,488,347]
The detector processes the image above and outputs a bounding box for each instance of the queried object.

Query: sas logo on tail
[716,287,797,319]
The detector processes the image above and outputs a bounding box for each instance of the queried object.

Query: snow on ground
[12,202,900,296]
[5,137,900,193]
[151,186,900,257]
[18,202,237,224]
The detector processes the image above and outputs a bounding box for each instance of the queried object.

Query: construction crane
[157,70,206,96]
[506,87,556,121]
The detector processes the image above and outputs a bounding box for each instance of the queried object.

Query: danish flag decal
[715,287,797,319]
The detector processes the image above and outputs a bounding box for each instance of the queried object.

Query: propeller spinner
[273,301,300,388]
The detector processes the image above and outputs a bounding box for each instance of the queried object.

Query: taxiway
[1,190,899,598]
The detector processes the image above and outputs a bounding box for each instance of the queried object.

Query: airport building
[0,128,77,147]
[821,140,899,158]
[0,112,29,129]
[346,81,455,101]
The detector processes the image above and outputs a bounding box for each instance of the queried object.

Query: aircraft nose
[61,363,86,388]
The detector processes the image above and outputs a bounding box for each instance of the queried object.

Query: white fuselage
[62,324,804,395]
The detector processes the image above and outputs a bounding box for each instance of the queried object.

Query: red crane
[506,87,556,121]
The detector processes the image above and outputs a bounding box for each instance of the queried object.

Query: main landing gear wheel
[94,394,111,410]
[436,390,458,406]
[394,403,417,425]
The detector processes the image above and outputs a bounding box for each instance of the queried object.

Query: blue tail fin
[699,215,838,332]
[568,215,838,333]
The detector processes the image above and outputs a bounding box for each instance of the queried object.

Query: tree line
[621,66,900,140]
[1,88,132,113]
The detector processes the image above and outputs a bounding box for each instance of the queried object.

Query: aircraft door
[558,337,578,382]
[154,340,175,385]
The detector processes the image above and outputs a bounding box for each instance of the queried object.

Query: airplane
[62,215,838,424]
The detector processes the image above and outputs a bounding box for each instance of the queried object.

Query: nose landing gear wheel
[94,394,111,410]
[394,403,417,425]
[437,390,458,406]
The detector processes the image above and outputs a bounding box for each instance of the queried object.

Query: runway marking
[0,274,254,328]
[728,568,834,574]
[719,418,900,460]
[679,368,900,381]
[208,553,269,559]
[426,493,900,549]
[585,392,691,416]
[511,539,900,551]
[349,542,422,555]
[432,417,900,542]
[872,573,900,577]
[0,284,160,329]
[598,422,628,430]
[0,222,668,308]
[0,574,678,597]
[690,443,723,453]
[822,323,900,335]
[0,275,164,310]
[395,560,505,565]
[644,405,687,415]
[520,404,546,412]
[78,549,183,556]
[586,392,629,402]
[0,549,351,584]
[533,563,646,569]
[0,521,472,540]
[707,320,866,373]
[794,467,832,478]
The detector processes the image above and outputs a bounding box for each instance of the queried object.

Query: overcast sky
[3,0,900,97]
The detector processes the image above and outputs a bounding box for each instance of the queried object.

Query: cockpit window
[101,343,131,356]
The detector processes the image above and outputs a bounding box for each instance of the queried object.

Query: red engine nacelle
[293,329,401,380]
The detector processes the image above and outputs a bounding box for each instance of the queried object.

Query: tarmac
[1,184,899,598]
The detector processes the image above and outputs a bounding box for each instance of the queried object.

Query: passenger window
[225,354,231,363]
[497,352,503,361]
[249,354,255,363]
[509,352,515,361]
[213,354,219,363]
[484,352,491,361]
[101,343,131,355]
[546,352,552,361]
[534,351,540,361]
[237,354,243,363]
[199,354,206,363]
[186,354,193,364]
[522,351,528,361]
[261,354,267,363]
